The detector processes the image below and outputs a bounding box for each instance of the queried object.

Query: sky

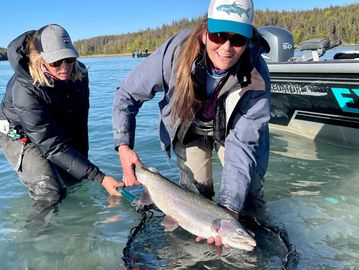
[1,0,358,48]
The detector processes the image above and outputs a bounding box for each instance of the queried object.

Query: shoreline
[80,53,131,58]
[81,50,154,58]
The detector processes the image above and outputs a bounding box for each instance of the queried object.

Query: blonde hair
[172,19,208,124]
[27,33,86,87]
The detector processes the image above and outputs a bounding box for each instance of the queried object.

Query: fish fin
[161,215,179,232]
[211,219,236,233]
[138,189,153,206]
[131,189,154,211]
[211,219,222,232]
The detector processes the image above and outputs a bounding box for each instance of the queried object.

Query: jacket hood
[7,30,36,79]
[248,27,270,56]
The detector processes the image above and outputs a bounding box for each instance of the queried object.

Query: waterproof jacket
[0,30,104,182]
[112,29,271,211]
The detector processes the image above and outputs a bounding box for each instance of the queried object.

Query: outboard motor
[258,25,294,62]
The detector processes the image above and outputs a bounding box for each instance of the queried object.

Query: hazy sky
[0,0,358,47]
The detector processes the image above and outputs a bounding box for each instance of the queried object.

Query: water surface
[0,54,358,269]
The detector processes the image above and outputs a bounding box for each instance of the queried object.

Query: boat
[132,48,150,58]
[258,25,359,149]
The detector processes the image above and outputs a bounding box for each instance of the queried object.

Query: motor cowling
[258,25,294,62]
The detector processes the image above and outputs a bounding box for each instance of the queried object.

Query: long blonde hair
[27,33,86,87]
[172,19,208,124]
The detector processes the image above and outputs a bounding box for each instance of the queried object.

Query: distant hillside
[74,17,202,56]
[74,4,359,57]
[1,4,358,60]
[255,4,359,45]
[0,47,7,61]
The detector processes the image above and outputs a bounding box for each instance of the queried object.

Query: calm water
[0,52,358,270]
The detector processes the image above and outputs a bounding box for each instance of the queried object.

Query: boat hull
[268,61,359,148]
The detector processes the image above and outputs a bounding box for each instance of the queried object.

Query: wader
[173,119,265,212]
[0,120,79,209]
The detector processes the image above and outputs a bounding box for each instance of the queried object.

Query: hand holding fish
[118,145,143,186]
[196,235,229,248]
[101,175,125,196]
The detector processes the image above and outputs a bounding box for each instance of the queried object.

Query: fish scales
[134,166,256,251]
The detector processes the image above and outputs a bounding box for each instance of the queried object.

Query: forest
[74,3,359,56]
[0,48,6,60]
[1,4,358,59]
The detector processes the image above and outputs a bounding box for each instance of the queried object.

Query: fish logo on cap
[216,1,251,18]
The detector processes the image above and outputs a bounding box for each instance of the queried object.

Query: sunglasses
[48,57,77,67]
[208,32,248,47]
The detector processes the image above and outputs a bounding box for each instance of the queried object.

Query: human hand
[195,236,230,248]
[118,145,143,186]
[101,175,125,196]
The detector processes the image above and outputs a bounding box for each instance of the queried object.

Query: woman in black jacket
[0,24,122,210]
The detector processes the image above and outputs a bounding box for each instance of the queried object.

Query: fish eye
[236,229,244,236]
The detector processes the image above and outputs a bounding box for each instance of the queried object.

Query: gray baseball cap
[37,24,79,63]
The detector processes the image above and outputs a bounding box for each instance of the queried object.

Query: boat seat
[298,38,330,51]
[334,52,359,60]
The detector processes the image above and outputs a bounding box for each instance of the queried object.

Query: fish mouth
[235,238,256,251]
[240,243,255,251]
[239,237,257,251]
[214,219,257,251]
[247,237,257,247]
[222,235,256,251]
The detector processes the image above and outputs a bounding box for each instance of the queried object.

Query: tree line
[0,48,6,60]
[255,4,359,46]
[74,17,201,56]
[1,4,358,60]
[74,3,359,56]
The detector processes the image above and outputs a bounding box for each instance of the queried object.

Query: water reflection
[123,212,289,270]
[1,57,359,269]
[0,181,129,270]
[266,129,359,269]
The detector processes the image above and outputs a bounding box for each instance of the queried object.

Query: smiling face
[202,31,247,71]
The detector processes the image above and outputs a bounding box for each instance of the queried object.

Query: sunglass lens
[49,58,76,67]
[208,32,247,47]
[49,60,62,67]
[231,35,248,46]
[65,58,76,64]
[208,32,226,45]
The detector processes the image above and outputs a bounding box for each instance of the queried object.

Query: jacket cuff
[88,167,106,183]
[219,196,244,213]
[94,172,106,183]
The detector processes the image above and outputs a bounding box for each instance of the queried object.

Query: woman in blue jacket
[0,24,122,211]
[113,0,271,245]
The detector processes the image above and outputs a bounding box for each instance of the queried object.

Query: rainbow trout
[134,166,256,251]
